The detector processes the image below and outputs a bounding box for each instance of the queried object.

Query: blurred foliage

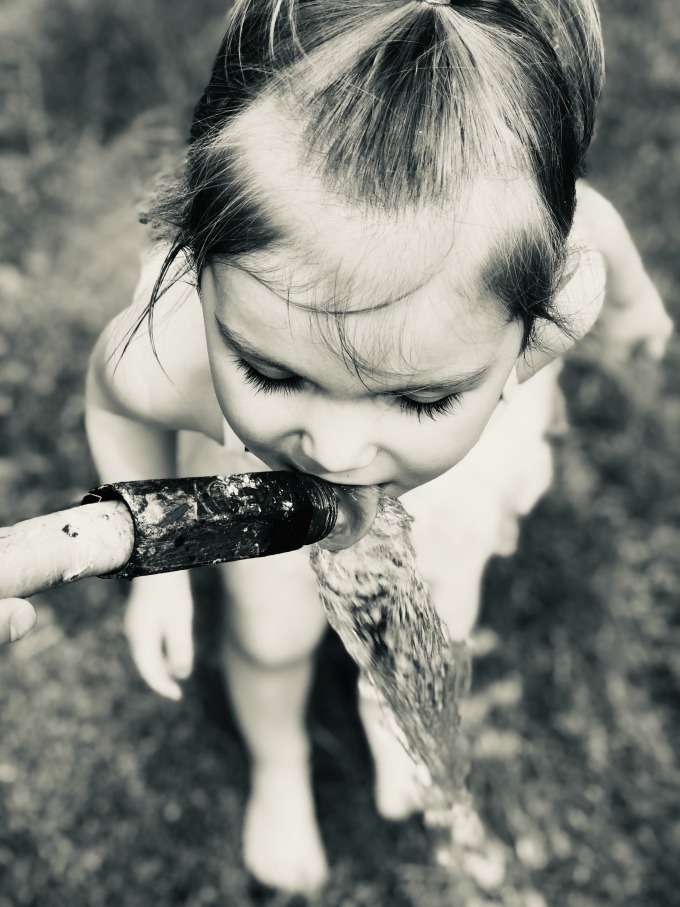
[0,1,679,906]
[0,0,230,268]
[0,0,233,516]
[1,0,231,145]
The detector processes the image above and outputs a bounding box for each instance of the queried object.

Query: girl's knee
[224,612,326,669]
[219,553,327,669]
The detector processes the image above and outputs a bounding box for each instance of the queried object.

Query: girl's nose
[298,413,377,477]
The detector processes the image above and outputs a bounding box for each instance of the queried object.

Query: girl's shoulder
[94,248,223,441]
[573,180,621,249]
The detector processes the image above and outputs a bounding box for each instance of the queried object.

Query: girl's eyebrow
[215,315,295,371]
[214,315,492,394]
[384,368,491,396]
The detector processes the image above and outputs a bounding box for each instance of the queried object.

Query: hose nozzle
[318,484,380,552]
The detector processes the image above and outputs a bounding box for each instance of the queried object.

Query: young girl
[82,0,671,893]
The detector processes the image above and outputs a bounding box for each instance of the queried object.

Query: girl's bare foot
[243,763,328,893]
[359,689,425,821]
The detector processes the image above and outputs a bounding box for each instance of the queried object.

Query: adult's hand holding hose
[0,598,37,644]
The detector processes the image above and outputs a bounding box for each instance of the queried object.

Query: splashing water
[310,490,472,818]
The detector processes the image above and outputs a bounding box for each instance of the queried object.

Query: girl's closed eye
[235,357,305,396]
[236,357,463,421]
[396,393,463,421]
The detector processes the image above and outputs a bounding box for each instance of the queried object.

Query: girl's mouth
[284,458,393,488]
[317,483,380,552]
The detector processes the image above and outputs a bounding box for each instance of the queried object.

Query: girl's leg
[218,549,329,893]
[176,433,330,890]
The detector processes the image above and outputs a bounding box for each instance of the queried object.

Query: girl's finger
[165,599,194,681]
[0,599,37,644]
[126,626,182,701]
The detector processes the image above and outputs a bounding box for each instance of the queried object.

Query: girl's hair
[142,0,604,354]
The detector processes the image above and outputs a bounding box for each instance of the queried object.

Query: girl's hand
[124,572,194,701]
[593,276,674,363]
[0,598,37,644]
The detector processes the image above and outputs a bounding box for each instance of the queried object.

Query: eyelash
[396,394,463,421]
[235,359,463,420]
[236,359,305,395]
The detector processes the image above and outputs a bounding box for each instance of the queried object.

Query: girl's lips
[282,460,402,500]
[284,460,389,489]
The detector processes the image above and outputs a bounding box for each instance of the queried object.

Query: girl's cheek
[397,410,489,476]
[385,420,451,471]
[221,382,292,441]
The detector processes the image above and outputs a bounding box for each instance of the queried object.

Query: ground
[0,2,679,905]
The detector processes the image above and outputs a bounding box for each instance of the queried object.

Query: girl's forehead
[209,259,520,385]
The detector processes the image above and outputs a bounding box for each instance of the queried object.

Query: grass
[1,1,679,905]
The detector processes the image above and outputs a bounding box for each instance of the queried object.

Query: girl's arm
[85,253,222,479]
[518,182,673,380]
[571,181,673,360]
[86,335,178,484]
[85,258,220,700]
[86,324,192,701]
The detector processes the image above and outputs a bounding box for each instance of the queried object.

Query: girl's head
[146,0,604,494]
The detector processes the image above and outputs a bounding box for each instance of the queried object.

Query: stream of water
[310,490,472,820]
